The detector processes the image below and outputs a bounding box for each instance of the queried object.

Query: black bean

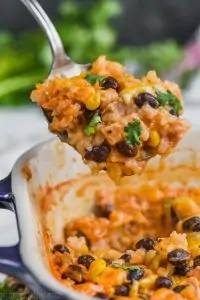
[116,140,138,157]
[61,272,70,279]
[85,144,111,163]
[171,208,179,227]
[135,93,159,109]
[101,76,119,91]
[76,231,91,248]
[173,285,188,293]
[52,244,70,254]
[174,265,192,276]
[94,292,108,299]
[105,258,112,266]
[135,238,156,251]
[61,265,84,283]
[84,108,100,124]
[127,267,144,282]
[119,254,131,263]
[135,94,145,108]
[192,223,200,232]
[58,131,68,141]
[77,255,95,269]
[54,256,63,267]
[194,255,200,268]
[114,284,130,296]
[169,108,179,117]
[182,216,200,232]
[146,96,159,108]
[43,108,53,123]
[167,249,191,266]
[155,277,172,289]
[94,203,114,218]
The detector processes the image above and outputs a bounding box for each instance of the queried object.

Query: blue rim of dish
[0,174,67,300]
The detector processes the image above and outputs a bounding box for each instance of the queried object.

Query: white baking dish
[0,128,199,299]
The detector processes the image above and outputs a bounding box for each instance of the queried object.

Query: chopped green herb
[124,119,142,146]
[156,89,182,113]
[85,74,105,85]
[112,263,140,271]
[84,112,101,135]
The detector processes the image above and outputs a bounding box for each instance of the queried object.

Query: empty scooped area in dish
[34,168,200,299]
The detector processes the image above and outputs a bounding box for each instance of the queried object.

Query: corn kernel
[72,75,82,80]
[187,233,200,256]
[72,72,88,80]
[129,280,139,298]
[172,197,200,219]
[80,72,88,78]
[121,92,133,105]
[85,94,100,110]
[88,258,107,281]
[136,86,155,96]
[139,275,157,294]
[148,130,160,148]
[107,163,122,183]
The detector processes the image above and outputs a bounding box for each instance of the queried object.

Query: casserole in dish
[0,129,200,299]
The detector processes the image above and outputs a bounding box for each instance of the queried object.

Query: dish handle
[0,174,26,278]
[0,174,64,299]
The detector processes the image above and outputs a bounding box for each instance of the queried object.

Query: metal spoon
[20,0,153,164]
[20,0,90,122]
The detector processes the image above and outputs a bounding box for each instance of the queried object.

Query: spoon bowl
[20,0,91,130]
[20,0,90,80]
[20,0,155,165]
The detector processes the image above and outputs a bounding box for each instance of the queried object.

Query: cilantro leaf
[156,89,182,113]
[124,119,142,146]
[112,263,140,271]
[85,74,105,85]
[84,112,101,135]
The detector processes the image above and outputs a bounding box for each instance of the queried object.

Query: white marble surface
[0,105,199,282]
[0,107,52,179]
[0,107,51,282]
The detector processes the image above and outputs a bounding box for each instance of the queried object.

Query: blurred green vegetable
[0,0,187,106]
[130,41,183,75]
[0,282,21,299]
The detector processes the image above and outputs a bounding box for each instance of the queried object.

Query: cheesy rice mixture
[31,56,189,180]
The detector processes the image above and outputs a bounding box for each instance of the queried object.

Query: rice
[31,56,189,180]
[42,175,200,300]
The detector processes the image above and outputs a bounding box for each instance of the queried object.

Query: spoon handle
[20,0,70,62]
